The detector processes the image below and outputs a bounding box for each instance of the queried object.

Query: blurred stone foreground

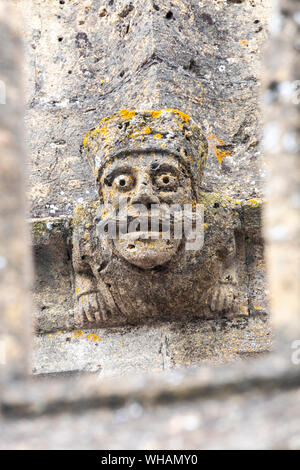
[0,0,299,450]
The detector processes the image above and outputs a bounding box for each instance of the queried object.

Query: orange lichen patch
[88,334,98,342]
[119,109,135,119]
[175,110,190,123]
[162,108,190,123]
[150,110,162,118]
[208,134,231,163]
[153,133,163,139]
[88,334,104,342]
[83,233,90,240]
[233,200,242,205]
[72,330,83,338]
[253,305,262,311]
[129,125,151,139]
[214,149,229,163]
[240,40,248,46]
[75,287,80,295]
[148,108,190,123]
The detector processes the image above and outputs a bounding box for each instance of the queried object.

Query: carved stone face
[100,152,194,269]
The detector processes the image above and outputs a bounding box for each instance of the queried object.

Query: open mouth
[117,214,174,240]
[97,210,200,242]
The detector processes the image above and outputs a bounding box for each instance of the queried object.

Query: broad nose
[131,176,159,208]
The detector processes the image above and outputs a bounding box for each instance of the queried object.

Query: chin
[114,235,181,269]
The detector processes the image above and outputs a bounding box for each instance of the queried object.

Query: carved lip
[118,231,173,242]
[117,214,175,236]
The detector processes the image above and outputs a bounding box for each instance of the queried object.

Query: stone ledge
[32,316,272,377]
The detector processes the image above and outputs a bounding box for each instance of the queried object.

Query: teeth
[120,232,161,241]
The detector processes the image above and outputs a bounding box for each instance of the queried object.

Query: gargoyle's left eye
[154,173,178,191]
[113,174,135,191]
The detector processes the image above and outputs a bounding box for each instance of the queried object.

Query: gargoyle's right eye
[113,174,135,191]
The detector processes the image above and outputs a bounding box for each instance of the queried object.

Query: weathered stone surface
[19,0,273,371]
[31,200,267,333]
[33,316,272,376]
[73,109,250,327]
[18,0,272,219]
[31,217,74,332]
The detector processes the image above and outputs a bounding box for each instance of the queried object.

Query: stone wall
[19,0,272,218]
[16,0,274,375]
[0,0,300,450]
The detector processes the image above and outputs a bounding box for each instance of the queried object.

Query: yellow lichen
[88,334,104,342]
[247,199,262,206]
[83,132,89,147]
[72,330,83,338]
[153,133,163,139]
[175,110,190,123]
[119,109,136,119]
[150,110,162,118]
[208,134,231,163]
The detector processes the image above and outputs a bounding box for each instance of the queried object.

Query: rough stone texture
[0,1,32,384]
[1,0,299,452]
[73,109,250,327]
[31,217,74,332]
[33,316,272,376]
[18,0,272,370]
[263,0,300,342]
[18,0,272,219]
[31,200,268,335]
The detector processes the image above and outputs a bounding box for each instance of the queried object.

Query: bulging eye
[155,173,178,191]
[113,174,135,190]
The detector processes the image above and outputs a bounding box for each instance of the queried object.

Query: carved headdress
[83,108,208,199]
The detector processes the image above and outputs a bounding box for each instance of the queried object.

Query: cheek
[102,187,134,210]
[158,184,193,205]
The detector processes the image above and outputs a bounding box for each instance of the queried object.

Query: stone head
[83,109,208,268]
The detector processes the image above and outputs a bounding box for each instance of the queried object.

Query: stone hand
[77,291,102,323]
[208,284,238,313]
